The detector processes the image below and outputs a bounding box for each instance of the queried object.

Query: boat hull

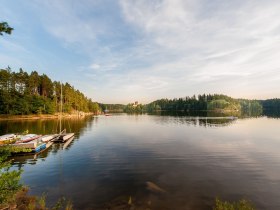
[53,133,75,142]
[18,134,42,143]
[0,134,20,145]
[32,143,46,153]
[11,141,47,155]
[41,134,58,142]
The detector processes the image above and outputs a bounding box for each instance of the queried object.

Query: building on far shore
[132,101,138,107]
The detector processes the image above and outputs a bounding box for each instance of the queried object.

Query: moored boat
[41,134,59,143]
[17,134,42,143]
[11,139,46,154]
[32,142,47,153]
[62,136,74,149]
[0,134,20,145]
[59,133,75,142]
[52,83,75,144]
[53,131,75,143]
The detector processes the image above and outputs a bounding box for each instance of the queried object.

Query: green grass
[213,198,255,210]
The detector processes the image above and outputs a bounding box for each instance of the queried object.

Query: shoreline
[0,112,95,121]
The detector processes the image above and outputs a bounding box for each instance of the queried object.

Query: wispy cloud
[115,0,280,101]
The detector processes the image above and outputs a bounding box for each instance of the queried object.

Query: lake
[1,114,280,209]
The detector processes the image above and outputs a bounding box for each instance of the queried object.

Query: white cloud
[89,63,101,70]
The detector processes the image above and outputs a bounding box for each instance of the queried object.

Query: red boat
[17,134,42,143]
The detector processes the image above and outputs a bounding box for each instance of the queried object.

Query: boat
[59,133,75,142]
[62,136,74,149]
[53,131,74,143]
[53,82,75,143]
[11,139,46,154]
[17,134,42,143]
[32,142,47,153]
[53,129,74,143]
[0,134,20,145]
[41,134,59,143]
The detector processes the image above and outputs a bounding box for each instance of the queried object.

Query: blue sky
[1,0,280,103]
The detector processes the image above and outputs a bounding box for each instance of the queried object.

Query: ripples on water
[1,114,280,209]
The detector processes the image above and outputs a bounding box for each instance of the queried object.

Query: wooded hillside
[0,67,100,115]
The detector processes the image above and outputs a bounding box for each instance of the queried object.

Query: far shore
[0,112,95,121]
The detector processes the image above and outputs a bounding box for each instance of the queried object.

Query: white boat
[17,134,42,143]
[63,136,74,149]
[0,134,20,145]
[53,130,74,143]
[59,133,75,142]
[41,134,58,142]
[0,134,16,140]
[12,139,38,149]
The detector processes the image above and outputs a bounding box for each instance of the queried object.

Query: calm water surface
[1,114,280,209]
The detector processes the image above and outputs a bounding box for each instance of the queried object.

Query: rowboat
[59,133,75,142]
[41,134,59,142]
[17,134,42,143]
[63,136,74,149]
[0,134,20,145]
[12,139,46,153]
[53,130,75,143]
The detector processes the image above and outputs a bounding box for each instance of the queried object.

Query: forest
[141,94,261,114]
[0,67,100,115]
[98,103,126,112]
[123,94,280,116]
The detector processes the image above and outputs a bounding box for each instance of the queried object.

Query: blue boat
[32,142,47,153]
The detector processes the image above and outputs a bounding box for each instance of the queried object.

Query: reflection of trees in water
[198,118,236,127]
[263,109,280,118]
[149,110,242,117]
[238,108,280,118]
[150,111,238,127]
[0,116,96,136]
[12,141,68,168]
[154,117,236,127]
[150,109,280,126]
[12,150,47,170]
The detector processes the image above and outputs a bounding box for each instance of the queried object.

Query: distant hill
[124,94,280,117]
[144,94,261,114]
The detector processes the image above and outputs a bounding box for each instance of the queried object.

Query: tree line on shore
[107,94,280,116]
[0,67,100,115]
[1,68,279,116]
[98,103,126,113]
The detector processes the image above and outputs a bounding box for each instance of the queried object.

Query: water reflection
[3,116,97,167]
[149,109,280,119]
[151,116,237,127]
[263,109,280,118]
[0,116,97,138]
[12,137,76,168]
[1,114,280,209]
